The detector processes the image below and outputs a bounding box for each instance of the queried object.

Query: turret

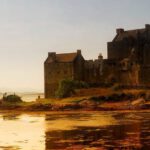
[98,53,103,60]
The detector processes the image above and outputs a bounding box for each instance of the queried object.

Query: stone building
[44,24,150,98]
[107,24,150,85]
[44,50,84,98]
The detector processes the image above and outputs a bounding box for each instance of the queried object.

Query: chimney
[116,28,124,34]
[48,52,56,61]
[77,49,81,55]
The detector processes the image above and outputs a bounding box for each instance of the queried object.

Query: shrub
[111,83,121,91]
[2,94,22,103]
[90,96,105,103]
[89,92,136,102]
[55,79,75,98]
[137,91,147,98]
[74,80,89,89]
[88,83,112,88]
[55,79,89,98]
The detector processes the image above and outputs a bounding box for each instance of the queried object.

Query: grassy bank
[0,88,150,111]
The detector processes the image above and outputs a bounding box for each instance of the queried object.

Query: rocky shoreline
[0,88,150,111]
[0,97,149,112]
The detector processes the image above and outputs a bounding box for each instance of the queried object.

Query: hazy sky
[0,0,150,92]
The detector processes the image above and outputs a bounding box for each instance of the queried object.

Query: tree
[2,94,22,103]
[55,79,89,98]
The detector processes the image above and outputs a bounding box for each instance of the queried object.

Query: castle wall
[139,67,150,86]
[108,41,132,60]
[119,65,140,86]
[84,60,95,83]
[74,54,85,81]
[44,62,74,98]
[84,60,103,84]
[84,59,121,85]
[102,60,120,84]
[143,44,150,66]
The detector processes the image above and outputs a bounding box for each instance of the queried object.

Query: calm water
[0,111,149,150]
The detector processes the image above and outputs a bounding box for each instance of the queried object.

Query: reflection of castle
[44,25,150,98]
[44,114,149,149]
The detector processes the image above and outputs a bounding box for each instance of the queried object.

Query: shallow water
[0,111,149,150]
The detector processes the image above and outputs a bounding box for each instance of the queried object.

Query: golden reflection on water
[0,111,149,150]
[44,112,150,149]
[0,114,45,150]
[45,113,117,131]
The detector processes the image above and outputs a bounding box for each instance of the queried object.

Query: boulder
[131,98,145,106]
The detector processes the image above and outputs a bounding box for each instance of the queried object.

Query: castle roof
[56,52,77,62]
[45,50,83,63]
[114,28,145,42]
[113,24,150,42]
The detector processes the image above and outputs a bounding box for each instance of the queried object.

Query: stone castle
[44,24,150,98]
